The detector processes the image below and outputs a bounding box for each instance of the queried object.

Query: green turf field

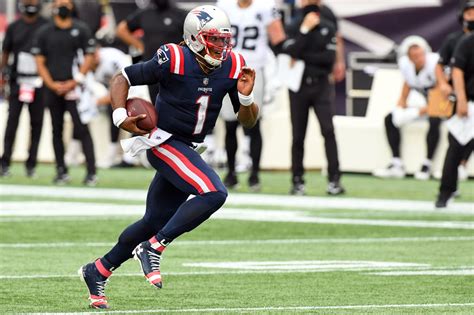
[0,164,473,314]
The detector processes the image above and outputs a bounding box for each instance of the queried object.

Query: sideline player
[217,0,286,191]
[78,5,258,309]
[373,36,441,180]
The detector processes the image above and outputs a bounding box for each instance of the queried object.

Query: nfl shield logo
[203,78,209,86]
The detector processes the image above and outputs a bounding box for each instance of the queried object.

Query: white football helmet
[183,5,233,69]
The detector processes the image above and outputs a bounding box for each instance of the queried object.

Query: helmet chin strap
[195,51,222,72]
[204,54,222,67]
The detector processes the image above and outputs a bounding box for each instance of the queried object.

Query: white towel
[446,103,474,146]
[392,107,421,127]
[120,128,172,157]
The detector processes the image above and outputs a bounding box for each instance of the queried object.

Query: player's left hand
[237,67,256,96]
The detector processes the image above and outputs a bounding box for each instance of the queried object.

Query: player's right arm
[397,82,410,108]
[110,47,168,134]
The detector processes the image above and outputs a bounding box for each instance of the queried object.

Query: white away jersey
[398,52,439,95]
[217,0,280,68]
[94,47,131,86]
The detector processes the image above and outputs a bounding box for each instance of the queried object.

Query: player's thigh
[144,172,190,225]
[147,139,226,195]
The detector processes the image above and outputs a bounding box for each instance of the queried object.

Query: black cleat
[327,181,345,195]
[83,174,98,187]
[1,166,11,177]
[435,192,454,208]
[223,172,239,189]
[133,238,166,289]
[290,183,305,195]
[53,168,70,185]
[248,174,261,192]
[78,261,111,309]
[26,167,36,178]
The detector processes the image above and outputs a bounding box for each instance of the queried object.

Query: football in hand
[125,98,157,132]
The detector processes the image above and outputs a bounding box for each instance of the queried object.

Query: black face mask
[154,0,170,10]
[464,20,474,31]
[303,4,320,16]
[20,4,40,16]
[56,6,72,19]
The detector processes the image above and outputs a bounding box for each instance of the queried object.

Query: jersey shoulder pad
[157,43,185,75]
[226,51,246,80]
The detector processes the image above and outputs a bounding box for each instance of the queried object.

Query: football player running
[78,5,258,309]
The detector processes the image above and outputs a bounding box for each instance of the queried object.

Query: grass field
[0,163,473,314]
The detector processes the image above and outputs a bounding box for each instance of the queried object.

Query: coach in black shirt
[0,0,47,178]
[283,0,344,196]
[116,0,186,102]
[436,33,474,207]
[435,1,474,180]
[32,0,97,185]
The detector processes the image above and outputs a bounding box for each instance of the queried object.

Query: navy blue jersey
[123,44,245,143]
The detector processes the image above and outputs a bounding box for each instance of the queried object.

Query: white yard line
[2,265,473,280]
[1,184,473,212]
[19,303,474,314]
[369,269,474,276]
[1,236,473,248]
[183,260,429,270]
[1,202,473,229]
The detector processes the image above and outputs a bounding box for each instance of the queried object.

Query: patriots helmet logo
[193,10,213,27]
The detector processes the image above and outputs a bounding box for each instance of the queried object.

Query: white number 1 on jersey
[193,95,210,135]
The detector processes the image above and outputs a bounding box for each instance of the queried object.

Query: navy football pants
[103,138,227,268]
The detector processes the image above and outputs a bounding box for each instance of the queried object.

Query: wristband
[238,92,254,106]
[299,26,310,34]
[112,107,128,127]
[74,72,85,85]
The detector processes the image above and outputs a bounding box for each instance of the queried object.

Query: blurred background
[0,0,471,176]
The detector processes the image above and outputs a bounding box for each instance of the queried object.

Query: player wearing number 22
[78,5,258,309]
